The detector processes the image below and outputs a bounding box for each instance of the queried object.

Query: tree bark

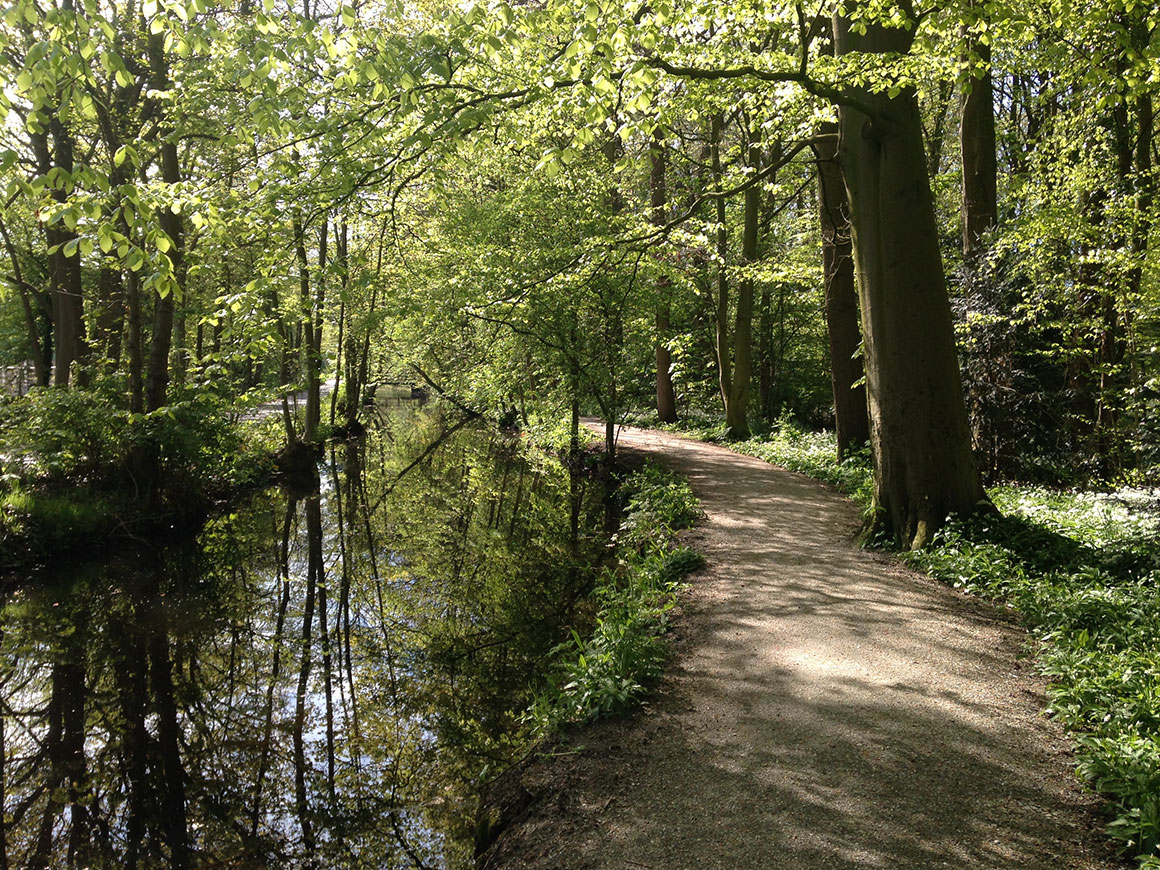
[960,28,998,257]
[294,216,325,444]
[815,124,870,459]
[94,267,125,370]
[650,129,678,423]
[725,139,761,440]
[144,30,184,412]
[30,121,86,388]
[834,6,988,548]
[710,115,732,409]
[49,118,87,388]
[126,265,144,414]
[0,217,51,386]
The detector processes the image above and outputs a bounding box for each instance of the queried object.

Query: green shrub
[0,387,284,564]
[0,387,121,486]
[530,464,703,730]
[619,462,701,545]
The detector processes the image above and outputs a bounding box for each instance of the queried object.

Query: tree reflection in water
[0,407,608,868]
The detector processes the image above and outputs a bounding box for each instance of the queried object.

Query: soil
[477,425,1127,870]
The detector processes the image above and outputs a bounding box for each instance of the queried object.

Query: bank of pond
[0,406,695,868]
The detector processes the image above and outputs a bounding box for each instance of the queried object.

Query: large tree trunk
[960,25,998,258]
[650,130,678,423]
[815,124,870,459]
[834,6,988,549]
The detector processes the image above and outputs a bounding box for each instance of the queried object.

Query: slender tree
[815,123,869,459]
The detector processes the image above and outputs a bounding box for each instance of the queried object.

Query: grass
[691,418,1160,867]
[528,462,704,730]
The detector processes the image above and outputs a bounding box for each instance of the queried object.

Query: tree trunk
[725,139,761,440]
[0,217,51,386]
[815,123,870,459]
[294,217,325,444]
[924,79,956,178]
[144,31,184,412]
[960,27,998,258]
[126,266,144,414]
[710,115,732,408]
[330,221,349,428]
[145,277,175,411]
[50,119,87,388]
[650,129,678,423]
[31,120,86,388]
[758,286,773,420]
[834,6,988,549]
[94,267,125,371]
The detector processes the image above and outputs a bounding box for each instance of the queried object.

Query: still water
[0,407,609,868]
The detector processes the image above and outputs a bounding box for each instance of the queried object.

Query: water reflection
[0,408,608,868]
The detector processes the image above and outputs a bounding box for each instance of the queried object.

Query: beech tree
[1,0,1157,541]
[505,0,991,544]
[832,5,988,547]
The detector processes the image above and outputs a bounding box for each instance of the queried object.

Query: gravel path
[479,426,1123,869]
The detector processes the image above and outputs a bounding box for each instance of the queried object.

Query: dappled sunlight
[521,426,1116,869]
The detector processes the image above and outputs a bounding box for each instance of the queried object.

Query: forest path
[480,425,1122,870]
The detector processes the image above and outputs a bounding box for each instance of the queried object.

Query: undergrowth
[0,387,283,566]
[700,418,1160,866]
[528,462,703,730]
[906,490,1160,866]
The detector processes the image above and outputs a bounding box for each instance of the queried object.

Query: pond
[0,406,611,868]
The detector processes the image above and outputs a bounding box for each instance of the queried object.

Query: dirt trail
[480,426,1123,870]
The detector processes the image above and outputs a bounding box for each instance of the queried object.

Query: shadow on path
[481,426,1121,870]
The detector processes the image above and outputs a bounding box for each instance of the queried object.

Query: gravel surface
[478,426,1125,870]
